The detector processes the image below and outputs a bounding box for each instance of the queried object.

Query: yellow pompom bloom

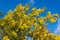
[32,18,37,22]
[39,26,42,29]
[25,4,30,11]
[4,16,8,20]
[4,15,12,20]
[36,8,44,13]
[53,13,59,17]
[19,19,23,25]
[47,11,51,16]
[46,11,52,19]
[11,31,17,37]
[23,14,27,19]
[31,8,45,16]
[16,4,25,11]
[23,23,29,29]
[44,34,47,37]
[21,26,25,29]
[38,18,45,24]
[2,36,10,40]
[34,23,39,28]
[1,22,5,26]
[50,18,57,23]
[34,11,39,16]
[16,12,21,17]
[7,10,13,16]
[32,7,36,11]
[11,20,16,26]
[26,20,33,26]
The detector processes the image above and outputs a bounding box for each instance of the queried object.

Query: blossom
[50,18,57,23]
[2,36,10,40]
[38,18,45,25]
[11,31,17,37]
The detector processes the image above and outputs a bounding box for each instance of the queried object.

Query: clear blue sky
[0,0,60,33]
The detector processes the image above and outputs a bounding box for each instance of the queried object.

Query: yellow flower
[46,11,52,19]
[4,15,12,20]
[1,22,5,26]
[23,14,27,19]
[16,12,21,17]
[39,26,42,29]
[4,16,8,20]
[16,4,25,11]
[11,31,17,37]
[26,20,33,26]
[23,23,29,29]
[19,19,23,25]
[47,11,51,16]
[2,36,10,40]
[32,7,36,11]
[38,18,45,24]
[34,11,39,16]
[50,18,57,23]
[32,18,37,22]
[36,8,45,13]
[53,13,59,17]
[31,8,45,16]
[11,20,16,26]
[25,4,30,11]
[34,23,39,28]
[21,26,25,29]
[44,34,47,37]
[7,10,13,16]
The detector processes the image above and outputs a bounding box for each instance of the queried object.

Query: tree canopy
[0,4,60,40]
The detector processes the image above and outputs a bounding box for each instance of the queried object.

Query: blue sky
[0,0,60,34]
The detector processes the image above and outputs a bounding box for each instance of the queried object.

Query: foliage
[0,4,60,40]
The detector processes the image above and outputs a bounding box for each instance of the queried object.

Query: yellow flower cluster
[46,11,58,23]
[50,18,57,23]
[0,4,59,40]
[0,21,5,26]
[11,20,16,26]
[30,7,45,16]
[38,18,45,25]
[28,25,48,40]
[11,31,17,37]
[16,4,25,11]
[2,36,10,40]
[53,13,59,17]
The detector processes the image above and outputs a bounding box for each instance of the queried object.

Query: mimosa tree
[0,4,60,40]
